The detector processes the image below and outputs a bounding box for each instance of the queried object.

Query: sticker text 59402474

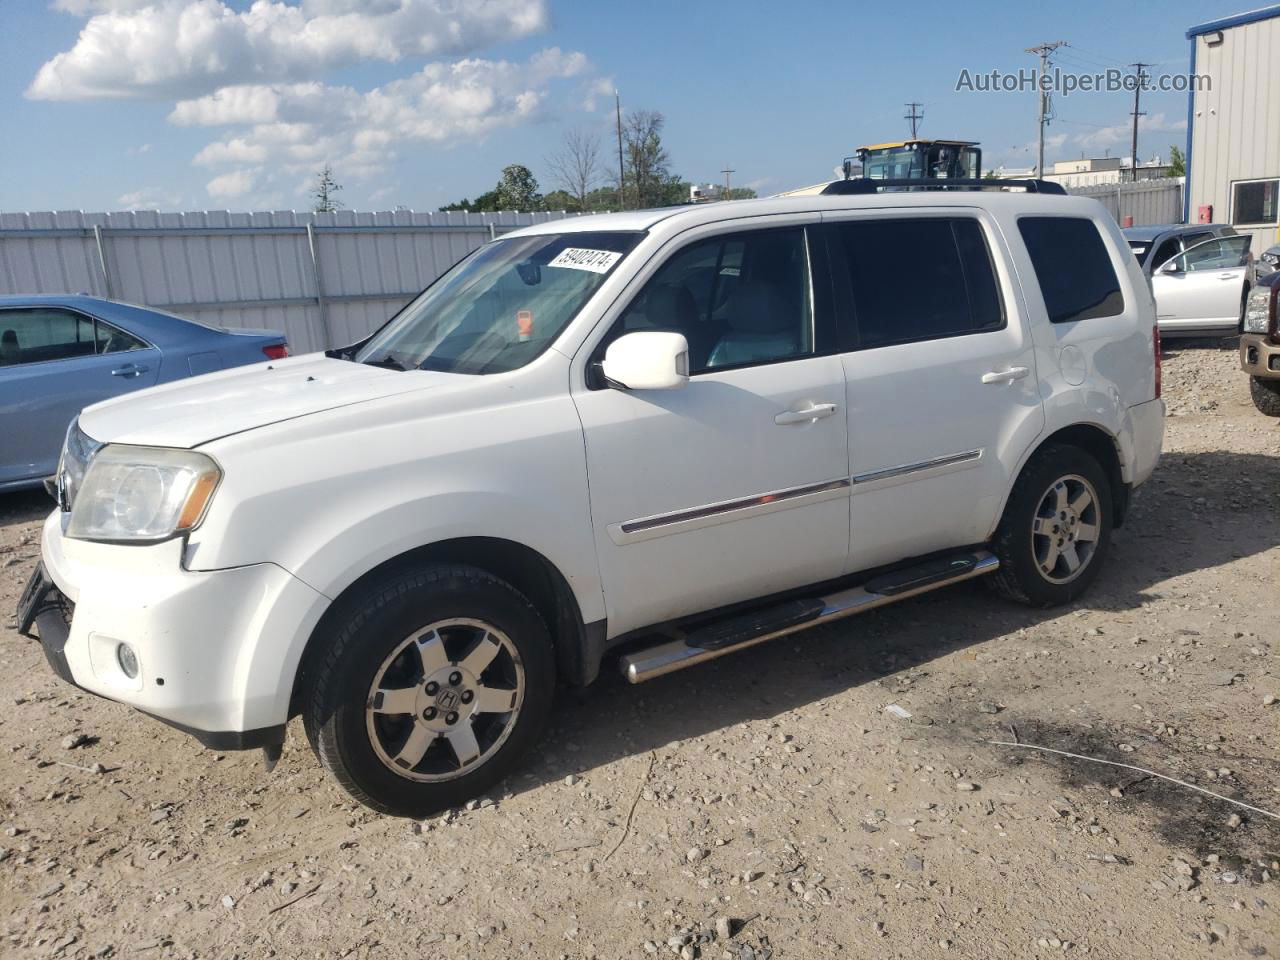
[547,248,623,274]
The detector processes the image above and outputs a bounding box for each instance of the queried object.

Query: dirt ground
[1,341,1277,960]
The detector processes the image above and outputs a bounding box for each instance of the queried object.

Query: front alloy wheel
[365,619,524,782]
[303,563,555,817]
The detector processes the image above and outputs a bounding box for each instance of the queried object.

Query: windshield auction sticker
[547,248,622,274]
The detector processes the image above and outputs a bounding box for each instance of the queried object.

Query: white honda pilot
[19,186,1164,817]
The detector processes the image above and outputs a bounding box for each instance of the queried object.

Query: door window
[603,227,814,374]
[829,217,1004,349]
[1018,217,1125,324]
[0,309,97,366]
[0,309,147,367]
[1168,236,1251,272]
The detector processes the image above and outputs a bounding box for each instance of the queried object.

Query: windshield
[356,230,641,374]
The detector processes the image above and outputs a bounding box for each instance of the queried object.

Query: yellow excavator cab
[848,140,982,181]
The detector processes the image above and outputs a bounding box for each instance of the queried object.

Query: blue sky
[0,0,1246,213]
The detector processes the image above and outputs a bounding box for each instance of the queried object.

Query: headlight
[58,418,103,512]
[1242,285,1275,334]
[66,445,221,543]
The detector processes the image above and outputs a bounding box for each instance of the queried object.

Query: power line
[904,102,924,139]
[720,163,735,198]
[1026,41,1067,176]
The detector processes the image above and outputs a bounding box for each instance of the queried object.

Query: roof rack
[822,178,1067,196]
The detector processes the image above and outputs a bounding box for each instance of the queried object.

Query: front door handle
[1218,272,1237,280]
[775,402,838,425]
[111,363,149,378]
[981,366,1030,385]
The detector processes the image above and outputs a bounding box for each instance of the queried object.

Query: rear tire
[987,444,1112,607]
[302,563,555,818]
[1250,376,1280,417]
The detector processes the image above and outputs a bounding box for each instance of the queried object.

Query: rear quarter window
[1018,217,1126,324]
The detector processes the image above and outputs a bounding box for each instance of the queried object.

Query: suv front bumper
[1240,334,1280,380]
[22,511,329,748]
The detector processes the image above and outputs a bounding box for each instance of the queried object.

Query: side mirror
[600,332,689,390]
[1159,258,1183,275]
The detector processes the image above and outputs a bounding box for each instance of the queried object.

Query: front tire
[302,563,555,817]
[988,444,1112,607]
[1249,377,1280,417]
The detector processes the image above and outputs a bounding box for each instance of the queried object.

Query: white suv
[19,189,1165,817]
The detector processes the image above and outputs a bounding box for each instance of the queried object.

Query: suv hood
[79,354,461,448]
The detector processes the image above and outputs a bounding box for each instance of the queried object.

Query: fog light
[116,643,139,679]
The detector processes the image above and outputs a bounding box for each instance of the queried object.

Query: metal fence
[1068,178,1185,227]
[0,209,580,353]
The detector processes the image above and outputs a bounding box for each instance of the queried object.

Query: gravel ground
[1,341,1277,960]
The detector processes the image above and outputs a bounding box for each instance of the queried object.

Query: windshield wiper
[364,355,407,371]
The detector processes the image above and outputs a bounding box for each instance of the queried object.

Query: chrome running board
[619,550,999,683]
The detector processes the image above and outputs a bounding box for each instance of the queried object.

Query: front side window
[1018,217,1126,324]
[831,217,1004,349]
[1169,236,1251,272]
[1233,179,1279,225]
[356,231,640,374]
[604,226,814,374]
[0,309,98,366]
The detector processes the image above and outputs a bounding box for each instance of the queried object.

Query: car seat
[705,282,799,368]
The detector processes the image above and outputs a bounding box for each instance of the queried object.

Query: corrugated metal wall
[0,209,580,352]
[1069,178,1185,227]
[1189,14,1280,252]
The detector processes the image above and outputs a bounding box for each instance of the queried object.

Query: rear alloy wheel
[988,444,1112,607]
[303,564,555,817]
[1249,377,1280,417]
[1029,474,1102,585]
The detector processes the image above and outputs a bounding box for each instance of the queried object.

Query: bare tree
[546,127,602,211]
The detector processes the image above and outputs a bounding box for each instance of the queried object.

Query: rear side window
[830,217,1004,350]
[1018,217,1125,324]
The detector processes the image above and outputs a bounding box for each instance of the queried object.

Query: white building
[1186,5,1280,252]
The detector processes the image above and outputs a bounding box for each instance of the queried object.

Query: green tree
[495,164,542,211]
[312,164,344,213]
[1168,144,1186,178]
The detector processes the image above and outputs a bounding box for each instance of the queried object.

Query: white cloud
[1072,112,1187,150]
[116,186,181,209]
[30,0,550,100]
[184,48,588,197]
[206,168,258,198]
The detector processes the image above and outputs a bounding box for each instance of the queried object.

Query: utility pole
[614,89,626,210]
[1025,41,1066,176]
[904,102,924,139]
[1129,62,1150,182]
[720,163,735,199]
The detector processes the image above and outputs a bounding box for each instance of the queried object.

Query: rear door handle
[775,402,838,425]
[1217,272,1238,280]
[981,366,1030,384]
[111,363,149,378]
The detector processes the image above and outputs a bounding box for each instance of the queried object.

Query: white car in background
[1123,224,1253,335]
[21,187,1164,817]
